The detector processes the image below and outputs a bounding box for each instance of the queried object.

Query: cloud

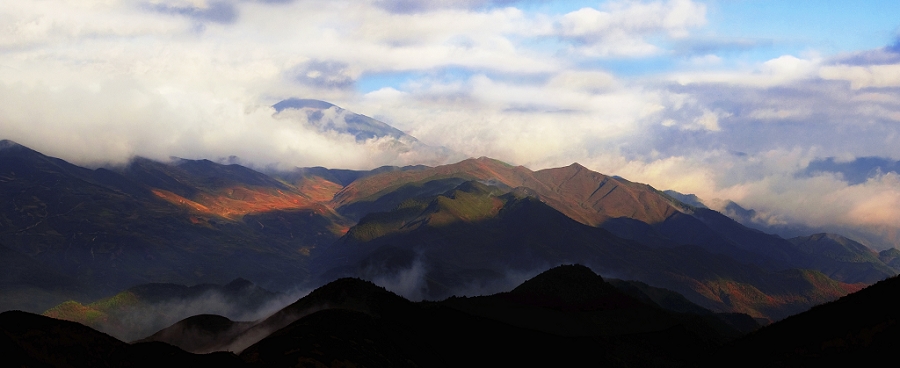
[672,55,821,87]
[801,157,900,186]
[831,37,900,66]
[373,0,521,14]
[0,2,187,51]
[369,256,430,301]
[3,0,900,250]
[146,0,239,24]
[0,76,449,170]
[673,37,771,56]
[576,148,900,249]
[820,64,900,89]
[356,70,669,169]
[289,60,359,90]
[554,0,706,57]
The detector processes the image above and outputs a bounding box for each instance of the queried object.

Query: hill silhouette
[9,263,900,366]
[43,278,281,342]
[318,178,862,320]
[0,310,243,367]
[710,273,900,366]
[182,265,749,366]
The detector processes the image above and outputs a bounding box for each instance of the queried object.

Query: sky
[2,0,900,248]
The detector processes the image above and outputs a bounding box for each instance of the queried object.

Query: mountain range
[0,141,874,317]
[3,106,898,319]
[2,98,899,365]
[6,264,900,367]
[3,265,757,367]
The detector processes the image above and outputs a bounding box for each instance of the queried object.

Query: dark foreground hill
[708,273,900,366]
[0,310,244,368]
[318,177,863,320]
[10,264,899,367]
[3,265,752,367]
[42,278,283,342]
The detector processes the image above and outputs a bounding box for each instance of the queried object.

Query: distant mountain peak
[462,156,513,167]
[507,264,643,311]
[511,264,605,294]
[662,190,708,209]
[269,98,463,165]
[0,139,22,149]
[272,98,408,142]
[224,278,255,291]
[272,98,337,112]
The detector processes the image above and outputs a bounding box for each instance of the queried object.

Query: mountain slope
[0,140,347,303]
[273,98,410,142]
[43,278,282,342]
[142,265,745,366]
[0,242,87,313]
[317,180,861,320]
[711,273,900,366]
[136,314,255,354]
[789,233,895,283]
[331,158,851,276]
[0,310,244,367]
[1,141,877,324]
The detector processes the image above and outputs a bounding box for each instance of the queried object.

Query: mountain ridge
[1,140,890,323]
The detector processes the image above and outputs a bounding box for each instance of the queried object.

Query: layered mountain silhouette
[709,272,900,366]
[42,278,283,342]
[0,310,244,367]
[667,190,900,279]
[5,264,757,367]
[9,265,898,366]
[0,139,357,310]
[1,138,894,324]
[687,189,900,253]
[316,157,875,319]
[4,131,900,365]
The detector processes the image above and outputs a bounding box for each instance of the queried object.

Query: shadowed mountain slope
[0,242,87,313]
[165,265,749,366]
[0,140,882,325]
[211,277,414,353]
[7,266,895,366]
[879,247,900,269]
[607,278,762,334]
[710,273,900,366]
[43,278,282,343]
[256,266,756,366]
[0,310,244,368]
[0,140,348,306]
[316,180,861,320]
[137,314,255,354]
[789,233,896,283]
[330,157,881,283]
[440,265,748,342]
